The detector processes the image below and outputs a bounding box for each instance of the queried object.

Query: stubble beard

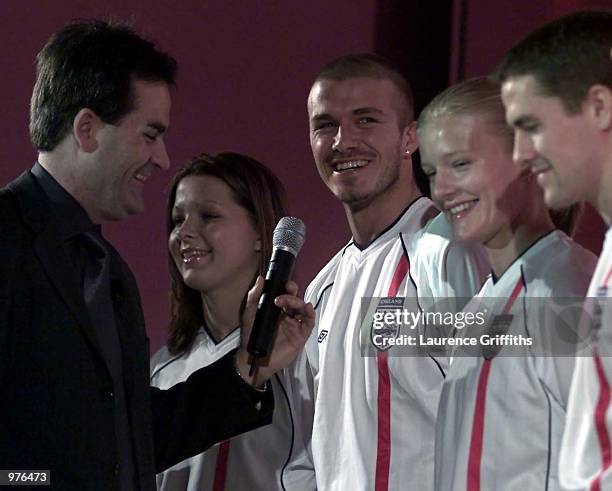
[339,155,403,213]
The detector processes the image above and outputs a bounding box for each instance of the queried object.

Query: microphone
[247,217,306,372]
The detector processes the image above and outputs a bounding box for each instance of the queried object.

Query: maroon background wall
[2,1,609,352]
[0,1,377,352]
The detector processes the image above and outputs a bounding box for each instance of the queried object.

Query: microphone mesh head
[273,217,306,256]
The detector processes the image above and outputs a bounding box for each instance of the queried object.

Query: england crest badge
[371,297,404,352]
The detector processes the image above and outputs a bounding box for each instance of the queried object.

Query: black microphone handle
[247,248,296,359]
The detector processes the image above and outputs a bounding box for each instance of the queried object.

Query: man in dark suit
[0,20,314,490]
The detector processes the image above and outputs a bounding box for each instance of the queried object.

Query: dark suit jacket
[0,171,273,490]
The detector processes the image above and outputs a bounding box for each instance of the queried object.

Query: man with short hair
[497,10,612,490]
[292,54,488,490]
[0,20,313,490]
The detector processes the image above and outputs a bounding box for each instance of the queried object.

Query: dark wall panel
[376,0,453,196]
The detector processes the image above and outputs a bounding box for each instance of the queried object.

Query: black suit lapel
[8,171,108,366]
[107,245,146,394]
[34,230,94,336]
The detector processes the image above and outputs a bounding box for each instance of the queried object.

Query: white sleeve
[414,237,489,345]
[150,345,172,386]
[441,240,490,301]
[529,295,580,407]
[530,253,596,408]
[409,213,489,313]
[280,345,317,489]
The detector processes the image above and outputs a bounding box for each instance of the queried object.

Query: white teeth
[531,165,550,174]
[181,249,207,262]
[334,160,368,171]
[134,173,148,183]
[449,202,476,215]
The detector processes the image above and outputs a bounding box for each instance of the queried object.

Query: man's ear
[586,84,612,131]
[73,108,103,153]
[402,121,419,157]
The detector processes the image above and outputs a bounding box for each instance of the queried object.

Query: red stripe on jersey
[466,277,523,491]
[375,254,410,491]
[466,359,492,490]
[213,440,231,491]
[388,254,409,298]
[375,352,392,491]
[590,268,612,491]
[502,279,524,316]
[590,351,612,491]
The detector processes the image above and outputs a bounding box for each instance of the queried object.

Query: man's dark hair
[313,53,415,125]
[495,10,612,114]
[30,20,177,151]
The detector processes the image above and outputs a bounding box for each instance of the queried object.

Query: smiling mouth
[333,160,369,172]
[180,248,210,264]
[531,166,551,176]
[447,200,478,217]
[528,158,552,176]
[133,172,149,183]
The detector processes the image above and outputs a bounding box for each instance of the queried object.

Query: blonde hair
[417,77,512,147]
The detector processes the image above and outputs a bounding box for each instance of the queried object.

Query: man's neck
[595,152,612,225]
[38,149,78,202]
[39,149,102,223]
[38,153,60,180]
[345,184,422,248]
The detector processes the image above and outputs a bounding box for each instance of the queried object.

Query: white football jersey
[435,230,596,491]
[293,198,490,491]
[560,226,612,491]
[150,327,315,490]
